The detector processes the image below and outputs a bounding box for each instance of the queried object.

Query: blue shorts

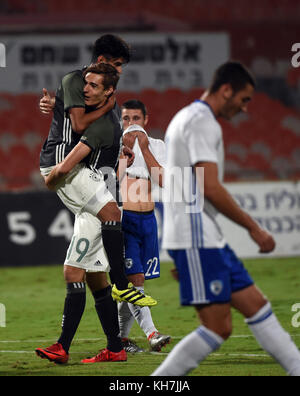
[122,210,160,280]
[168,245,254,306]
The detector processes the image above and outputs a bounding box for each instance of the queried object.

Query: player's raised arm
[45,142,91,190]
[117,145,135,182]
[69,92,116,133]
[38,87,115,125]
[136,132,164,187]
[45,64,120,190]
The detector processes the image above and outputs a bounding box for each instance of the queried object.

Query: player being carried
[36,35,156,365]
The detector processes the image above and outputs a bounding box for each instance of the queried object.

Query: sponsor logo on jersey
[89,172,101,182]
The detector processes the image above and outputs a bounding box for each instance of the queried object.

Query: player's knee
[206,321,232,340]
[97,201,121,222]
[64,265,85,283]
[218,323,232,340]
[109,205,122,221]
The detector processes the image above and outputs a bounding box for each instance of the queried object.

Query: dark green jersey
[39,68,123,174]
[39,69,86,168]
[80,105,123,172]
[80,106,123,205]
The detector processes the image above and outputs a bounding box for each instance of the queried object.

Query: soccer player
[38,34,149,303]
[152,61,300,376]
[35,38,156,364]
[117,100,171,353]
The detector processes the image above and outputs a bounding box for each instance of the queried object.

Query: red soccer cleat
[81,348,127,363]
[35,342,69,364]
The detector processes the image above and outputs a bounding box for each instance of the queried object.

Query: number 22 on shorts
[145,257,159,278]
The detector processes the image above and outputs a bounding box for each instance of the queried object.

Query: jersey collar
[194,99,216,119]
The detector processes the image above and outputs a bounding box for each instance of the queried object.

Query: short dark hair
[83,62,119,90]
[209,61,256,94]
[91,34,131,64]
[121,99,147,118]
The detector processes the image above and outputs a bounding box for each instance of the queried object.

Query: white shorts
[64,211,110,273]
[41,164,114,217]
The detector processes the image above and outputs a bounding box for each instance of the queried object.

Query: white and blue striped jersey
[162,100,226,249]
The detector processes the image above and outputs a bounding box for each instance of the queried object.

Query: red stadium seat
[1,85,300,190]
[1,0,300,26]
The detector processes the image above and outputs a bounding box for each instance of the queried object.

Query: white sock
[128,287,157,338]
[118,301,135,339]
[246,302,300,376]
[151,326,224,376]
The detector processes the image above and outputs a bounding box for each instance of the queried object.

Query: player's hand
[122,145,135,167]
[43,175,57,191]
[102,91,116,112]
[249,226,276,253]
[123,133,137,150]
[136,132,149,151]
[39,88,55,114]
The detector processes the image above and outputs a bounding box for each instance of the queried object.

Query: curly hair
[91,34,131,64]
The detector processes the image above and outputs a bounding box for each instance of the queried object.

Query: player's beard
[221,96,241,120]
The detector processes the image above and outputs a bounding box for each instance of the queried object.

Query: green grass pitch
[0,257,300,376]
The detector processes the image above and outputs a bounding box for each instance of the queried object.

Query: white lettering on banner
[265,189,300,210]
[7,210,74,246]
[217,182,300,258]
[0,33,229,93]
[48,209,73,241]
[21,45,80,65]
[157,182,300,260]
[0,304,6,327]
[233,189,300,212]
[7,212,36,245]
[232,189,300,233]
[132,38,200,63]
[254,216,300,233]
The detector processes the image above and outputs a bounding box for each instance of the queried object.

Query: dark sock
[109,270,115,286]
[58,282,86,354]
[101,221,128,290]
[93,286,123,353]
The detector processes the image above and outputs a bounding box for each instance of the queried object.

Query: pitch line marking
[0,350,270,358]
[1,334,300,344]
